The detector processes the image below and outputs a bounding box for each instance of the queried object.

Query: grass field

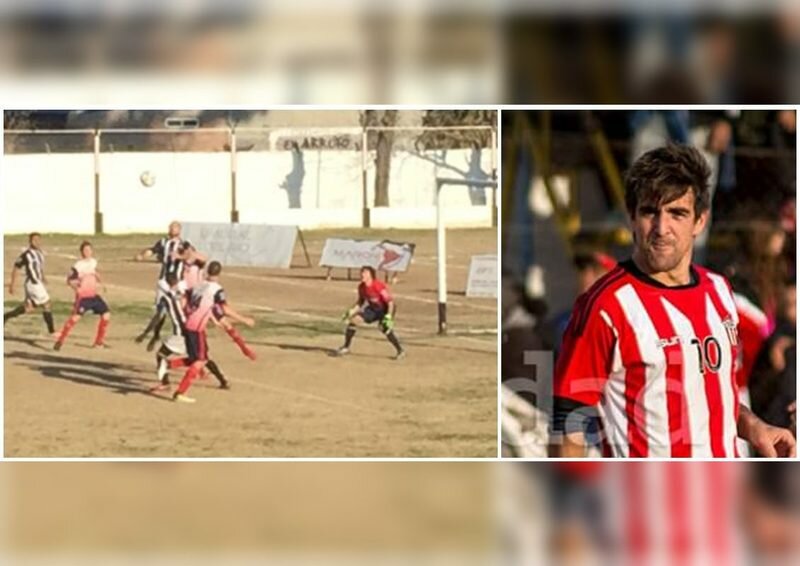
[3,229,497,457]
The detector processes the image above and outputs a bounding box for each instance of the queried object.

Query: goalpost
[436,176,498,335]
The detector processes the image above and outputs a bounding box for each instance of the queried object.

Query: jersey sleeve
[553,295,617,407]
[67,266,79,283]
[13,253,26,269]
[214,288,227,305]
[377,282,392,304]
[151,239,164,258]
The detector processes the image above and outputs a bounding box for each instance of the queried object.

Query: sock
[56,317,78,345]
[206,360,227,385]
[226,326,256,360]
[43,311,55,333]
[4,305,26,323]
[156,346,170,382]
[344,324,356,348]
[168,357,190,370]
[176,364,202,395]
[386,330,402,353]
[94,318,109,345]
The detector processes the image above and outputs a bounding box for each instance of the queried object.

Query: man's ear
[693,210,709,237]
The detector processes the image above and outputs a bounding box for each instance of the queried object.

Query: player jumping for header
[54,241,111,351]
[4,232,56,335]
[134,220,191,351]
[336,265,405,360]
[170,261,254,403]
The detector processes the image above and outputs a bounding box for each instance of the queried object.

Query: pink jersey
[184,281,226,332]
[69,258,100,299]
[555,260,741,458]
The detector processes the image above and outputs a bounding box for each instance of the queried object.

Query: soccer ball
[140,171,156,187]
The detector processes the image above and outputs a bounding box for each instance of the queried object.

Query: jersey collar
[621,259,700,289]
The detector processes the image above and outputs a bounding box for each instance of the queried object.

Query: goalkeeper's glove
[381,313,394,332]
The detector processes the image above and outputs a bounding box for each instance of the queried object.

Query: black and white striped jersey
[158,288,187,337]
[150,237,191,281]
[14,248,45,285]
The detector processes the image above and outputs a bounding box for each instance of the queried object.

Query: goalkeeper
[336,265,405,360]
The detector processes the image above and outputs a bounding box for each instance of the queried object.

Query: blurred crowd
[502,110,796,457]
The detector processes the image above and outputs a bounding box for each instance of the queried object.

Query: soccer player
[4,232,56,335]
[552,144,796,458]
[171,261,254,403]
[134,220,191,350]
[54,241,110,351]
[336,265,405,360]
[149,273,230,392]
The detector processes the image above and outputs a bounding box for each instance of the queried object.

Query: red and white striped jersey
[555,260,742,458]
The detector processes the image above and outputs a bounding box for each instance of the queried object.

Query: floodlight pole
[361,127,370,228]
[93,129,103,234]
[230,127,239,223]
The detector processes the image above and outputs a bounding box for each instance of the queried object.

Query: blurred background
[0,4,797,104]
[501,109,796,457]
[1,462,798,563]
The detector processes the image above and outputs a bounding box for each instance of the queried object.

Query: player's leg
[336,311,366,356]
[205,359,230,389]
[41,301,55,335]
[135,308,164,344]
[153,344,173,388]
[92,299,111,347]
[173,331,207,403]
[381,321,405,359]
[3,303,27,324]
[54,312,81,350]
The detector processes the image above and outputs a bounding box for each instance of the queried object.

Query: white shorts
[163,334,187,356]
[24,281,50,306]
[154,279,171,307]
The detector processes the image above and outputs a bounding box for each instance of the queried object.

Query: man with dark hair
[336,265,405,360]
[169,261,254,403]
[552,144,795,458]
[4,232,56,335]
[54,241,111,351]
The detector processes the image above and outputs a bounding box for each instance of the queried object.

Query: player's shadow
[5,351,169,400]
[249,340,337,356]
[3,335,52,352]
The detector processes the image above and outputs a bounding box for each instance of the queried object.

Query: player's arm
[135,240,161,262]
[8,265,19,295]
[737,404,796,458]
[66,268,80,290]
[550,397,597,457]
[220,304,254,327]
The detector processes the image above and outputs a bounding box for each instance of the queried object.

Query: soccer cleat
[92,342,110,349]
[393,350,406,361]
[335,346,350,357]
[53,341,63,351]
[172,392,196,404]
[219,380,231,390]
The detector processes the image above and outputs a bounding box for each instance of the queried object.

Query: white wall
[4,148,495,233]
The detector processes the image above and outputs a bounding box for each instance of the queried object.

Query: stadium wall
[3,149,494,233]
